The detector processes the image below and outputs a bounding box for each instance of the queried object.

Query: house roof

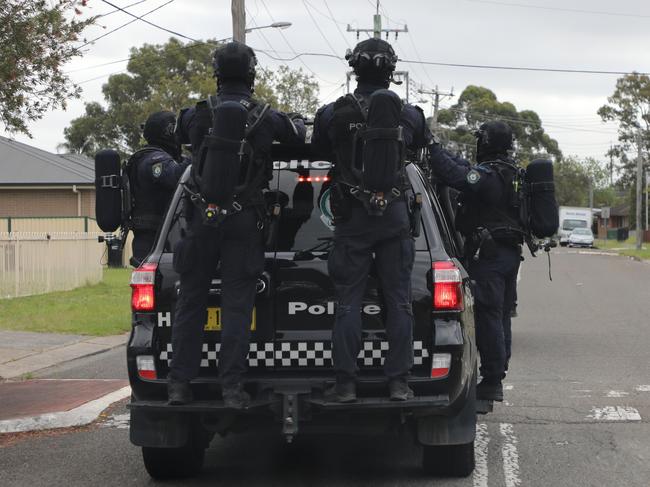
[0,136,94,185]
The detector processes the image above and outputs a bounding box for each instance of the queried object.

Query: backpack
[329,89,406,216]
[190,95,270,225]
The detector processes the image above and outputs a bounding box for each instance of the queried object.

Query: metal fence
[0,233,105,299]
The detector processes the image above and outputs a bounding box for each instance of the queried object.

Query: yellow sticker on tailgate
[204,307,256,331]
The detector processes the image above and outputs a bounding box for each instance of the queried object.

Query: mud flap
[130,408,190,448]
[416,373,477,446]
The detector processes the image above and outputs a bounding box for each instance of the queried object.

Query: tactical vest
[125,147,173,231]
[456,159,525,247]
[328,91,408,216]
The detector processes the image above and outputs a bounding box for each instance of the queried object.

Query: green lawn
[0,268,132,336]
[619,248,650,260]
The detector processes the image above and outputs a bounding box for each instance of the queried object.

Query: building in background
[0,136,95,219]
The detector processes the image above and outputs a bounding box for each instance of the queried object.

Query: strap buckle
[100,174,120,189]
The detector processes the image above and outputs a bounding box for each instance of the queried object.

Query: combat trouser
[169,208,264,387]
[468,243,521,381]
[328,200,415,381]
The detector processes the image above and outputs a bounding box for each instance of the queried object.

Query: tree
[62,38,320,156]
[0,0,94,135]
[598,73,650,186]
[436,85,562,163]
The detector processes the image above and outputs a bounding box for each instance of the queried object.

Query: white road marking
[473,423,489,487]
[587,406,641,421]
[606,390,629,398]
[504,384,514,391]
[0,386,131,434]
[636,385,650,392]
[100,413,130,429]
[500,423,522,487]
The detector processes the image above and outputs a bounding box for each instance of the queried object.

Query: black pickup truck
[126,146,480,479]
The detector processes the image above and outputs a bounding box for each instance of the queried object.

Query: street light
[245,21,292,33]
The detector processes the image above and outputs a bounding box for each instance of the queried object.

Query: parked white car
[568,228,594,248]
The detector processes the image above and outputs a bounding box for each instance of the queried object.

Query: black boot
[477,378,504,402]
[222,384,251,410]
[389,377,414,401]
[324,378,357,403]
[167,380,193,405]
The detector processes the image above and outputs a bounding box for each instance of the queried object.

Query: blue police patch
[467,169,481,185]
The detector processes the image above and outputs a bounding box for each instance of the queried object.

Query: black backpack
[329,89,406,215]
[190,95,270,225]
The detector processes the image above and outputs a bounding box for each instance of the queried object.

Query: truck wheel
[142,443,205,480]
[422,441,475,477]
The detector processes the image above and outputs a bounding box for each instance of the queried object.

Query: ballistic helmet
[475,120,513,162]
[143,111,180,158]
[143,111,176,146]
[346,38,397,86]
[212,41,257,86]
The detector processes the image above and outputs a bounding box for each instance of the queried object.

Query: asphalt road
[1,248,649,486]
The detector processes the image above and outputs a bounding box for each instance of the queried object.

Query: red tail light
[130,263,157,311]
[432,261,464,311]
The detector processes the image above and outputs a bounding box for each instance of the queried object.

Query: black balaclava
[475,120,514,163]
[346,38,398,89]
[143,111,180,160]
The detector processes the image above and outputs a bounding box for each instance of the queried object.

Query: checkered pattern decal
[159,341,429,368]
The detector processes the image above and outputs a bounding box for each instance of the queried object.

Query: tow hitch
[282,393,300,443]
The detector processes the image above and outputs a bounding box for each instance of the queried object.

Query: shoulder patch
[467,169,481,185]
[152,162,163,178]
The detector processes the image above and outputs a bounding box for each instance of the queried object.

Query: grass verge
[0,268,132,336]
[619,248,650,260]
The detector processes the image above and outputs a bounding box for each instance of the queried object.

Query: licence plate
[204,307,256,331]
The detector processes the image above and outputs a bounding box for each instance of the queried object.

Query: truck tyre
[422,441,475,477]
[142,443,205,479]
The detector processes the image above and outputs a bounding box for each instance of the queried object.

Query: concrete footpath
[0,331,130,434]
[0,330,128,380]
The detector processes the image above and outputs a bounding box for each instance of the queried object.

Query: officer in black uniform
[168,42,306,408]
[428,121,522,402]
[312,38,431,402]
[128,111,190,266]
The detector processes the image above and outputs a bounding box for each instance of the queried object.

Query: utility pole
[609,144,614,186]
[636,132,644,250]
[646,170,649,231]
[346,1,408,39]
[232,0,246,43]
[417,85,454,134]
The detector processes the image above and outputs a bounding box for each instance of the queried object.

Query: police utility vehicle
[125,144,480,479]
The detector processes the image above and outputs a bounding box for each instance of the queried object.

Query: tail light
[136,355,157,380]
[430,353,451,379]
[131,263,157,311]
[432,261,464,311]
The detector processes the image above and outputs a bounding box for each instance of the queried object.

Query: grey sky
[5,0,650,161]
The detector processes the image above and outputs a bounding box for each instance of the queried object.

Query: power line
[322,0,352,48]
[302,0,346,63]
[258,0,340,84]
[466,0,650,20]
[78,0,176,48]
[98,0,150,18]
[400,58,649,76]
[99,0,196,42]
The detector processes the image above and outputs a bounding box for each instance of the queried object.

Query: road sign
[602,207,611,219]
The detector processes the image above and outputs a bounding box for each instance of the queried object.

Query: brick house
[0,136,95,219]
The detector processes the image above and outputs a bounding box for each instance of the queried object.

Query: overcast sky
[6,0,650,161]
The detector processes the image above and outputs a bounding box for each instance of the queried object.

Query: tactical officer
[312,38,431,402]
[168,42,306,408]
[127,111,190,266]
[429,121,522,402]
